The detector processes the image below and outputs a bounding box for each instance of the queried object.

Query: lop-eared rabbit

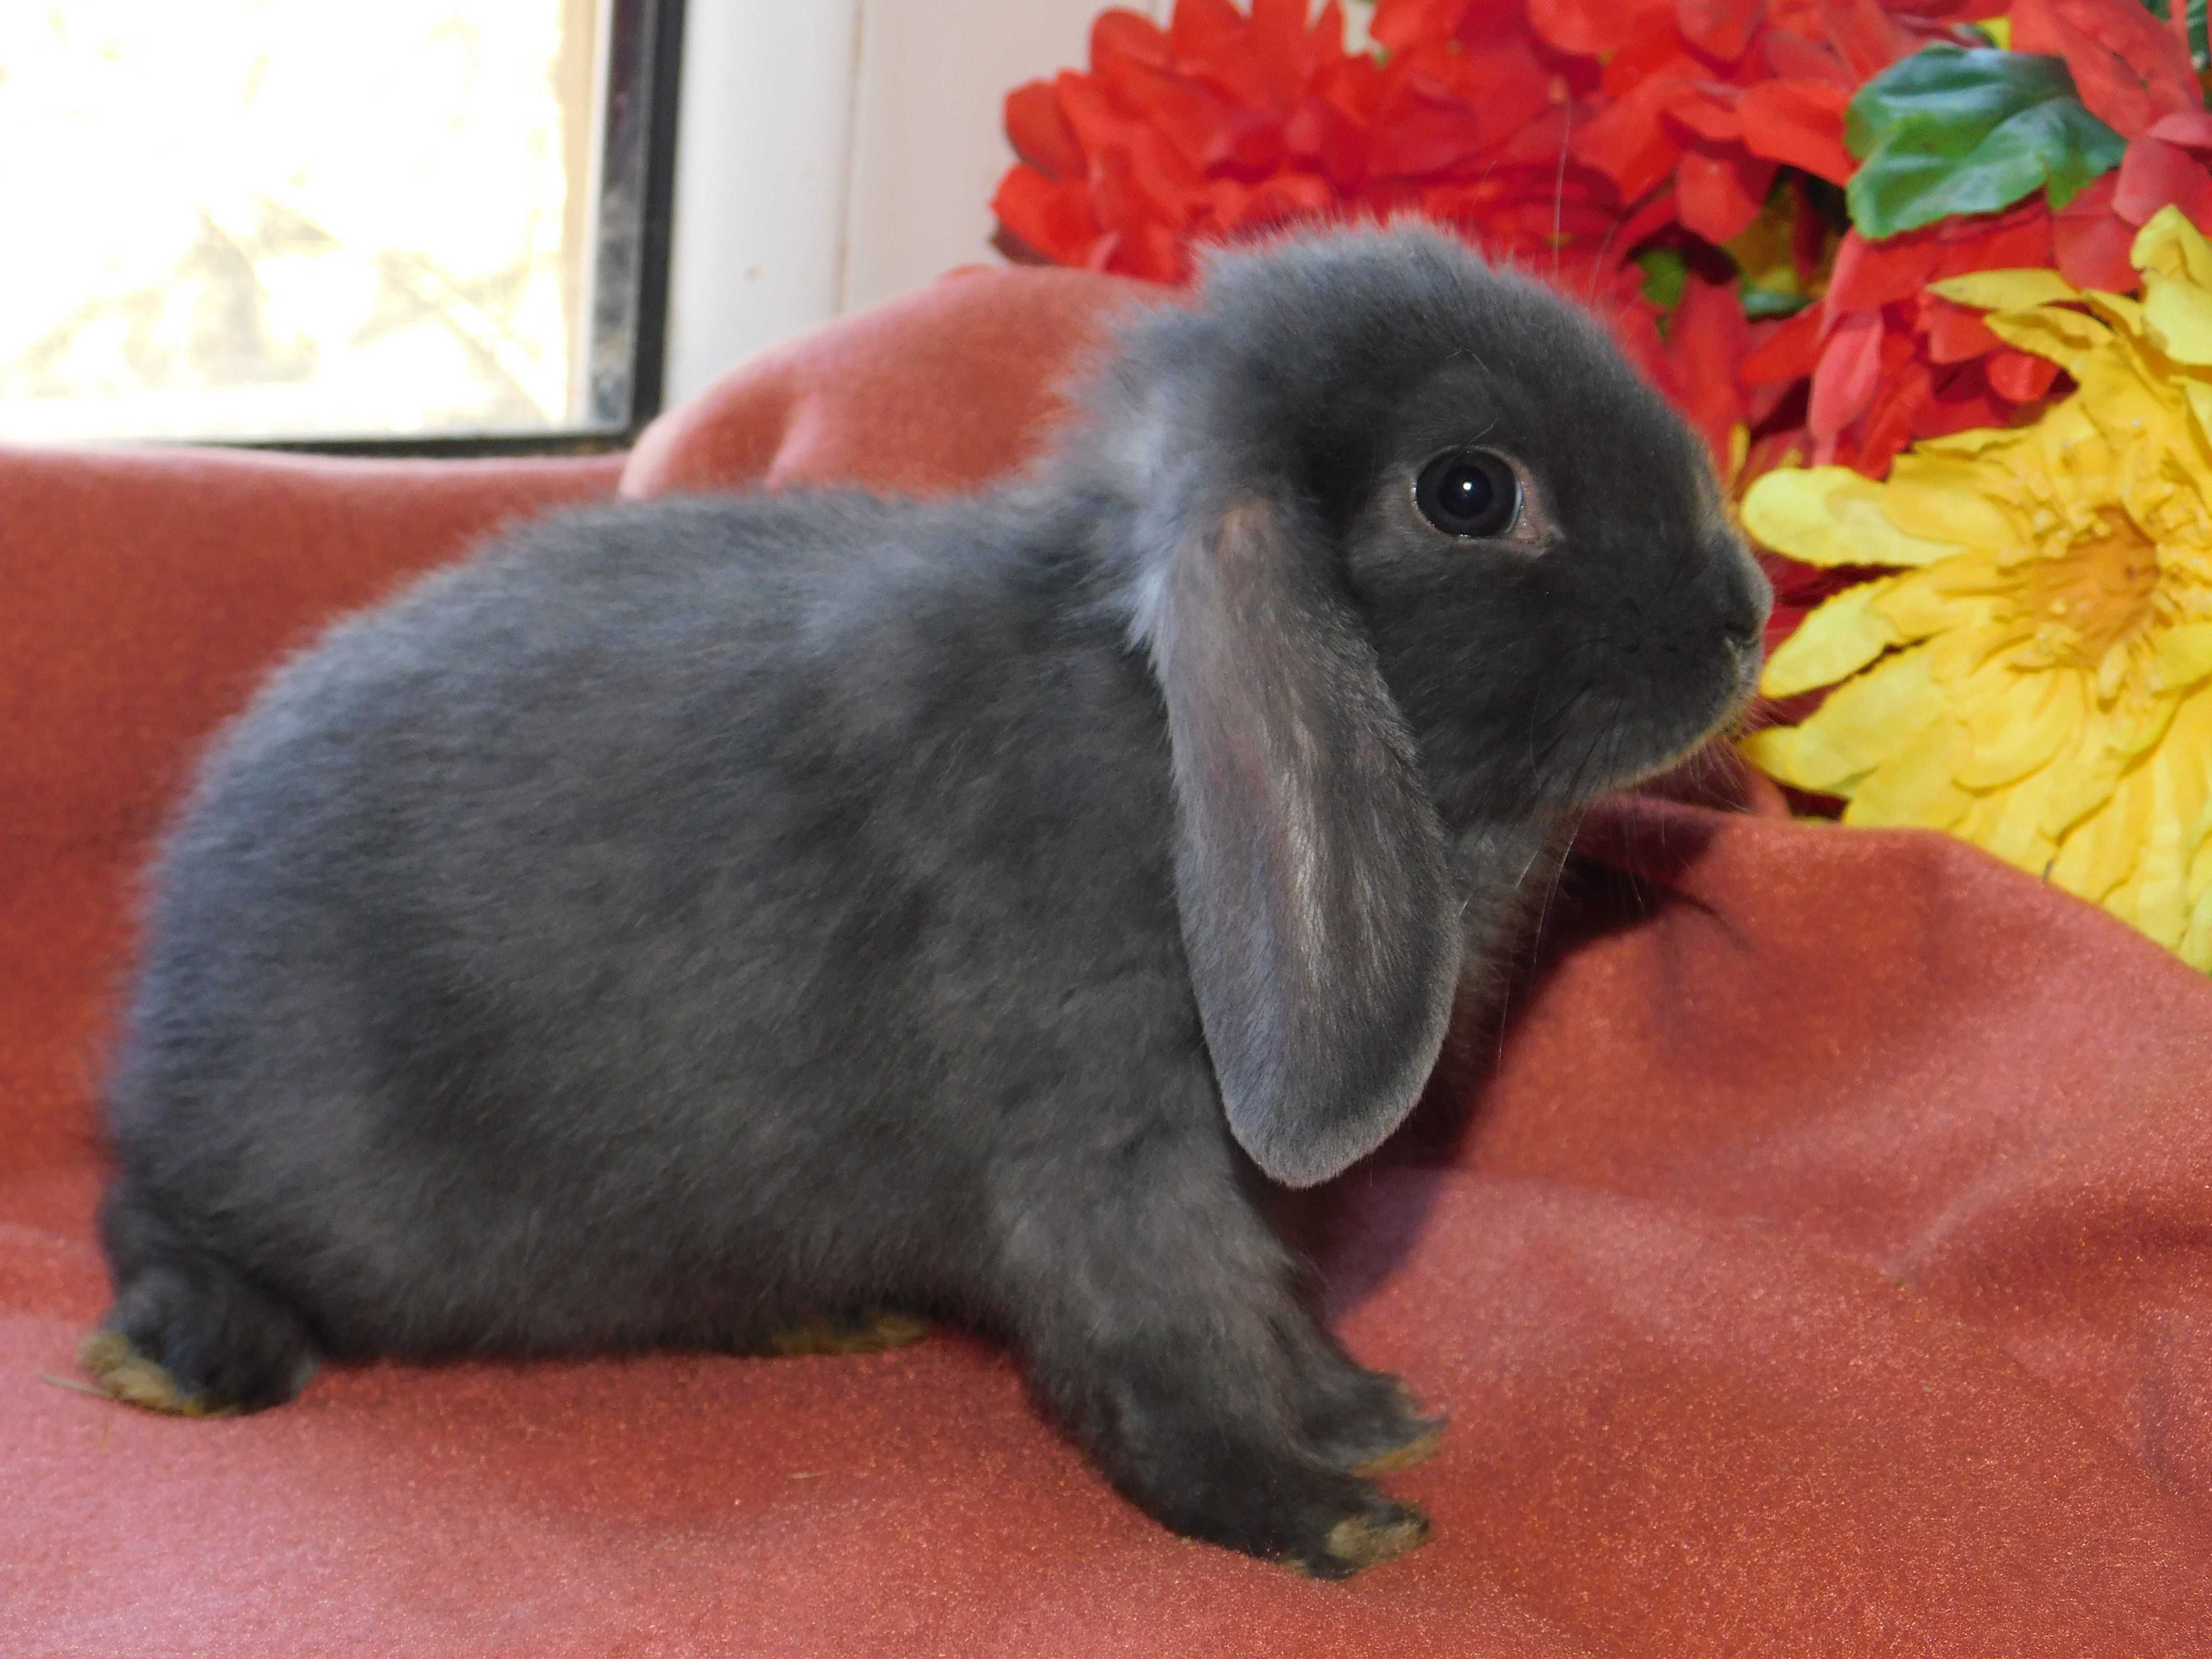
[86,228,1769,1577]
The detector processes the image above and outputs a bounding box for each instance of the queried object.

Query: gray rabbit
[84,227,1769,1577]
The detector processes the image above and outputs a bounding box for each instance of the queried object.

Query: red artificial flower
[2011,0,2212,244]
[995,0,1702,423]
[996,0,1368,282]
[1782,198,2085,474]
[1784,3,2212,481]
[1528,0,1981,244]
[997,0,2212,497]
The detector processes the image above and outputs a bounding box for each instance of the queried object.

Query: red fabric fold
[6,268,2209,1655]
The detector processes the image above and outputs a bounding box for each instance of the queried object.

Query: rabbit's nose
[1718,582,1770,657]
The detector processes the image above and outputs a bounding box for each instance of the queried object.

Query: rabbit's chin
[1566,673,1763,805]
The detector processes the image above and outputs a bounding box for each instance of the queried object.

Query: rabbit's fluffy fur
[87,227,1769,1576]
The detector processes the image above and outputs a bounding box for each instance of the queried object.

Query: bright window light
[0,0,626,444]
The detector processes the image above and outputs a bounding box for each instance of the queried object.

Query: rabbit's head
[1071,224,1771,1188]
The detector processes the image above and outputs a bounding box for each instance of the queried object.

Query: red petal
[1809,307,1886,445]
[1249,0,1310,110]
[1661,273,1754,455]
[1675,145,1776,241]
[1005,81,1086,181]
[1986,347,2063,403]
[1123,218,1190,284]
[1603,25,1697,101]
[1168,0,1247,60]
[1370,0,1475,54]
[2052,175,2140,289]
[1806,0,1908,84]
[2148,110,2212,151]
[1734,303,1822,385]
[1760,28,1856,92]
[1917,293,2004,364]
[1911,359,2005,444]
[2010,0,2199,139]
[1365,92,1492,178]
[1738,79,1855,183]
[1574,77,1687,199]
[1741,303,1824,384]
[1376,31,1557,160]
[1285,94,1369,190]
[1092,10,1174,75]
[1618,183,1687,251]
[1664,86,1746,144]
[1238,171,1339,227]
[1125,72,1234,174]
[1847,351,1934,477]
[1054,76,1132,161]
[991,166,1106,267]
[1675,0,1763,64]
[1204,105,1288,177]
[1932,203,2052,275]
[2114,134,2212,229]
[1824,228,1941,313]
[1311,1,1351,72]
[1528,0,1670,57]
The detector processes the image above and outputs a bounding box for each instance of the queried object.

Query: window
[0,0,681,451]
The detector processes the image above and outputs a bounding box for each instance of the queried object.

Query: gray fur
[92,226,1769,1574]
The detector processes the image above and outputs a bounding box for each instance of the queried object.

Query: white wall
[662,0,1170,407]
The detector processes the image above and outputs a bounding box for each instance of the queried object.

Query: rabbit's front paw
[1309,1373,1446,1477]
[1288,1494,1432,1579]
[1135,1430,1433,1579]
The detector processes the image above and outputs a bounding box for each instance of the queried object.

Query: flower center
[2017,518,2162,671]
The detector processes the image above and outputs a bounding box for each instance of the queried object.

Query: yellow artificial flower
[1742,206,2212,969]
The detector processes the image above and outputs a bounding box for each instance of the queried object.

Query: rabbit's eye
[1413,448,1520,539]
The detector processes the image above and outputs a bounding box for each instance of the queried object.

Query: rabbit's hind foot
[76,1328,233,1417]
[85,1190,321,1417]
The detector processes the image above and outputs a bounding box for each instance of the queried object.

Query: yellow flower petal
[1741,467,1964,568]
[2104,690,2182,761]
[2132,204,2212,289]
[1979,765,2064,875]
[1760,577,1905,698]
[1951,668,2081,790]
[2038,724,2126,840]
[1880,454,2022,547]
[1982,306,2117,377]
[1744,204,2212,971]
[1842,722,1970,829]
[2184,380,2212,452]
[1745,647,1942,792]
[2156,621,2212,692]
[2128,714,2212,946]
[2141,274,2212,366]
[1928,269,2080,312]
[2182,885,2212,970]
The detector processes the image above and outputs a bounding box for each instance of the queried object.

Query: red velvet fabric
[7,278,2211,1656]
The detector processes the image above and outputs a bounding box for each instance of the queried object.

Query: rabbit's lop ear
[1151,496,1460,1187]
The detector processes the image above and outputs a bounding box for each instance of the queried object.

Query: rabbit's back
[106,493,1190,1357]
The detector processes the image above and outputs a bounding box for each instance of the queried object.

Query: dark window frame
[233,0,686,459]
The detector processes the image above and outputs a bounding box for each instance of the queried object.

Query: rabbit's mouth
[1548,632,1766,803]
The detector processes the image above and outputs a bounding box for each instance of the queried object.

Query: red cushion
[6,279,2210,1656]
[621,264,1149,500]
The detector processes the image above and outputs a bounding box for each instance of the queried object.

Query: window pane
[0,0,610,443]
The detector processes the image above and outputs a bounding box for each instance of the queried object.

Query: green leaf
[1845,46,2127,240]
[2138,0,2210,70]
[1742,286,1814,320]
[1636,245,1687,311]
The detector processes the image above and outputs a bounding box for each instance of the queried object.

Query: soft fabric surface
[5,278,2209,1657]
